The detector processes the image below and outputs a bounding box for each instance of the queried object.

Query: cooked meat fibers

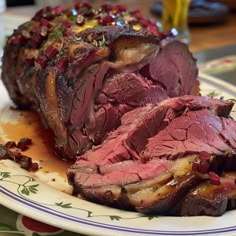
[68,95,236,215]
[1,3,198,159]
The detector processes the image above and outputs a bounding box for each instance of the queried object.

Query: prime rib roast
[2,2,236,216]
[1,2,198,159]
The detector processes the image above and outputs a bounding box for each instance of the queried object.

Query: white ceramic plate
[0,73,236,236]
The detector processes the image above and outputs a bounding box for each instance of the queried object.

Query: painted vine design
[0,171,158,221]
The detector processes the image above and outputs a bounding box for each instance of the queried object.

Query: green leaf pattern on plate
[0,171,156,221]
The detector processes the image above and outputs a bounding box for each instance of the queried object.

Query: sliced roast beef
[1,3,199,159]
[2,2,236,217]
[141,40,198,97]
[141,109,236,161]
[67,95,236,215]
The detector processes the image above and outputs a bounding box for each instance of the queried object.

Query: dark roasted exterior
[1,2,198,159]
[3,2,235,217]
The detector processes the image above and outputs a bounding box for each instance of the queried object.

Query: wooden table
[189,13,236,52]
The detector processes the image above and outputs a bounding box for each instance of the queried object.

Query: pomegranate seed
[148,27,165,39]
[192,162,199,172]
[32,9,44,21]
[44,45,58,59]
[54,5,65,15]
[198,160,210,174]
[98,14,114,25]
[192,160,209,174]
[76,15,85,26]
[100,3,113,12]
[62,20,72,28]
[140,19,150,27]
[80,2,91,9]
[116,5,126,12]
[21,30,31,39]
[8,35,24,45]
[55,57,69,73]
[19,138,32,146]
[46,6,52,12]
[148,26,158,34]
[209,171,221,185]
[149,19,157,26]
[199,151,211,160]
[40,26,48,37]
[64,28,72,36]
[5,141,16,149]
[131,10,143,20]
[35,56,47,69]
[16,143,28,151]
[29,35,44,48]
[29,162,39,172]
[74,1,81,9]
[40,18,51,28]
[20,155,32,170]
[33,6,53,21]
[24,57,35,66]
[13,151,22,160]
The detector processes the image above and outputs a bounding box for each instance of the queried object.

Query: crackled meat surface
[1,2,198,159]
[4,2,236,217]
[68,95,236,216]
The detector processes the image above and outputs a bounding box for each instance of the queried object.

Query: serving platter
[0,72,236,236]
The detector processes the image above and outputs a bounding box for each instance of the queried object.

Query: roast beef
[67,95,236,215]
[1,2,198,159]
[3,2,236,217]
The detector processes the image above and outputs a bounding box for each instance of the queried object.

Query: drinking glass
[162,0,191,44]
[0,0,6,63]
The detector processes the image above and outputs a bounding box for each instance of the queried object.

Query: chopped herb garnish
[207,91,220,98]
[49,31,63,40]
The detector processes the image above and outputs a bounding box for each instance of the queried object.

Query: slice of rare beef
[68,95,235,215]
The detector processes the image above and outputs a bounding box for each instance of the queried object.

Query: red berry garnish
[54,5,65,15]
[192,160,209,174]
[80,2,91,9]
[63,27,72,36]
[29,34,44,48]
[100,3,113,12]
[131,10,143,20]
[116,5,126,12]
[199,151,211,161]
[40,18,51,28]
[5,141,16,149]
[98,14,114,25]
[209,171,220,185]
[40,26,48,37]
[24,57,35,66]
[21,30,31,39]
[8,35,24,45]
[44,45,58,59]
[148,26,165,39]
[140,19,150,27]
[62,20,72,28]
[35,56,48,69]
[76,15,85,26]
[29,162,39,172]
